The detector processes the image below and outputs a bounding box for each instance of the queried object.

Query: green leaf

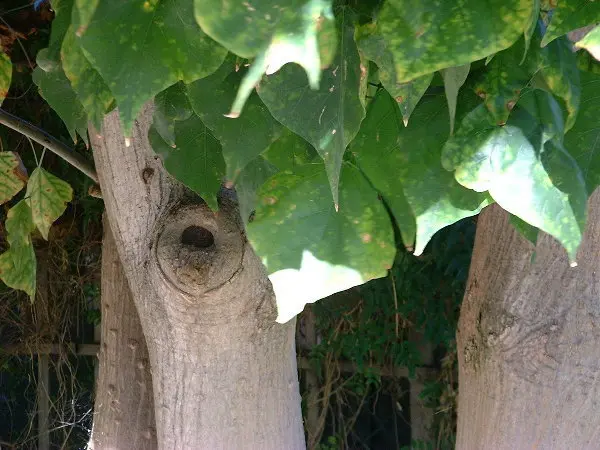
[235,157,278,224]
[442,91,587,263]
[71,0,99,34]
[475,30,580,130]
[61,25,114,129]
[0,200,36,299]
[39,0,74,70]
[225,1,336,117]
[374,0,534,83]
[0,152,27,204]
[149,114,225,210]
[473,37,529,126]
[575,25,600,61]
[522,0,540,63]
[356,25,433,126]
[258,11,366,207]
[541,0,600,47]
[0,51,12,105]
[247,162,395,323]
[262,128,319,171]
[153,82,194,147]
[26,168,73,240]
[510,214,539,246]
[32,67,89,144]
[186,57,283,181]
[76,0,227,134]
[441,63,470,133]
[564,71,600,193]
[352,90,489,254]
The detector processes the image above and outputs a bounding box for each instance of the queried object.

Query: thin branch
[0,108,99,183]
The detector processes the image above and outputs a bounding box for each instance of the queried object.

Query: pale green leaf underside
[376,0,533,83]
[247,163,395,323]
[0,51,12,106]
[352,90,489,255]
[443,98,587,263]
[26,167,73,240]
[77,0,227,134]
[0,152,26,205]
[576,26,600,61]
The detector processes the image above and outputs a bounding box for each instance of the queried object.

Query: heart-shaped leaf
[247,162,395,323]
[26,168,73,240]
[77,0,227,134]
[258,9,366,207]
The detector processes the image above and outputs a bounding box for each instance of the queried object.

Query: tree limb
[0,108,99,183]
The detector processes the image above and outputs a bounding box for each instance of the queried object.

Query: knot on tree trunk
[154,193,245,297]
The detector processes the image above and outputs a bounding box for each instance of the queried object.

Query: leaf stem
[0,108,98,183]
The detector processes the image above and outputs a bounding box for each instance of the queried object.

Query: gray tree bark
[89,214,157,450]
[456,192,600,449]
[89,105,305,449]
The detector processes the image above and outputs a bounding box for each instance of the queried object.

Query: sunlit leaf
[575,25,600,61]
[258,10,366,207]
[186,57,283,181]
[441,63,470,133]
[61,25,114,129]
[0,51,12,105]
[352,90,489,254]
[77,0,227,134]
[0,200,36,299]
[149,114,225,210]
[374,0,534,83]
[247,162,394,323]
[442,91,587,263]
[26,168,73,240]
[541,0,600,47]
[0,152,27,205]
[225,0,336,117]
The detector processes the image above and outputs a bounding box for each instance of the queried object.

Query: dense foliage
[0,0,599,323]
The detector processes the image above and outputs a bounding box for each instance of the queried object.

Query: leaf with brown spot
[0,50,11,106]
[0,152,27,205]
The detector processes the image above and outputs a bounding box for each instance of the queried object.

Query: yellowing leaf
[0,51,12,105]
[26,168,73,240]
[576,26,600,61]
[0,152,27,205]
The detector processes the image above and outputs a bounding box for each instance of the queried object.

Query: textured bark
[456,192,600,449]
[89,215,157,450]
[90,107,305,449]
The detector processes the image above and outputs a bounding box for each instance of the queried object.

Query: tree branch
[0,108,99,183]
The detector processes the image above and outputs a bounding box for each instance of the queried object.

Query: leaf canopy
[7,0,600,318]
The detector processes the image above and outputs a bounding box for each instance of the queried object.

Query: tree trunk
[456,192,600,449]
[89,214,157,450]
[90,106,305,449]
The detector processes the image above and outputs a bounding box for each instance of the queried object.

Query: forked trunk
[90,106,304,449]
[456,193,600,448]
